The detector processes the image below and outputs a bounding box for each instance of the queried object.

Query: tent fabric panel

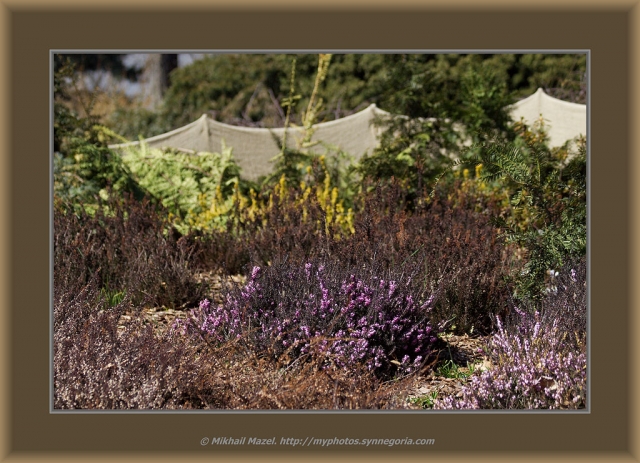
[109,104,389,181]
[205,118,282,181]
[108,90,587,181]
[304,104,387,158]
[508,88,587,148]
[109,114,211,153]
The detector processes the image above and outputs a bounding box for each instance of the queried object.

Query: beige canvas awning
[507,88,587,148]
[110,90,587,181]
[110,104,390,181]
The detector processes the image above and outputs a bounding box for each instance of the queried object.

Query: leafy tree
[357,53,586,207]
[507,53,587,103]
[159,54,291,129]
[156,54,387,130]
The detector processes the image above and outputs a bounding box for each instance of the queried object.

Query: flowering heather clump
[173,260,442,378]
[187,180,517,335]
[433,261,587,409]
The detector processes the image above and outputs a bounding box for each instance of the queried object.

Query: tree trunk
[141,54,178,109]
[161,54,179,92]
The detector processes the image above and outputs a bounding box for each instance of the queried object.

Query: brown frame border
[1,1,638,462]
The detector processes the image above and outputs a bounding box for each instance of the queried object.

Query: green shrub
[433,128,586,301]
[53,57,145,212]
[358,54,516,205]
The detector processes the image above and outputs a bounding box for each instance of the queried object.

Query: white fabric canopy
[507,88,587,148]
[110,89,587,181]
[110,104,389,181]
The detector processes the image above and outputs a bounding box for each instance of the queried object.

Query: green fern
[120,141,241,221]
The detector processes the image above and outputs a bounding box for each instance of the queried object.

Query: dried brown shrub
[54,278,416,409]
[54,194,207,309]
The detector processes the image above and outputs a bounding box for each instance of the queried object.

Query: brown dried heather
[185,180,339,274]
[173,330,417,410]
[333,182,519,334]
[231,361,415,410]
[54,193,207,309]
[54,278,215,409]
[54,277,416,409]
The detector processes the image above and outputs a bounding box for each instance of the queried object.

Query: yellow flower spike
[348,209,355,234]
[316,185,324,208]
[463,168,469,179]
[249,190,258,213]
[277,174,287,205]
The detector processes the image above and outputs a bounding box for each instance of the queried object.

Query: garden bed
[54,54,587,410]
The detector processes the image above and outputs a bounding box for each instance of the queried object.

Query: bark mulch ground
[403,333,494,407]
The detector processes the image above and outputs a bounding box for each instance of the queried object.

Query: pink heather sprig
[433,308,586,410]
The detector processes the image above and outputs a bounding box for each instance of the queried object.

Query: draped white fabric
[110,104,389,181]
[508,88,587,148]
[109,89,587,181]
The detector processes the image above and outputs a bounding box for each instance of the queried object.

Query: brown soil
[403,333,495,407]
[117,272,246,337]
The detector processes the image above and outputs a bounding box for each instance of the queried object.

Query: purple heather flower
[179,261,446,380]
[422,294,435,310]
[388,280,397,297]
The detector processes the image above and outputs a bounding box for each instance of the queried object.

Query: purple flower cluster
[174,261,441,377]
[433,307,586,409]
